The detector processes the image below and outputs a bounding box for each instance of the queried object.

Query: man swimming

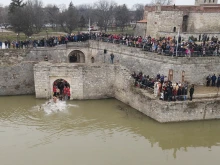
[53,96,57,103]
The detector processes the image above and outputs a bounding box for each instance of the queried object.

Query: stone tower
[195,0,218,5]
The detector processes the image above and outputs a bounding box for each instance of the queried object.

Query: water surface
[0,95,220,165]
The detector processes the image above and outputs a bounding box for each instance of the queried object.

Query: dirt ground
[194,85,220,95]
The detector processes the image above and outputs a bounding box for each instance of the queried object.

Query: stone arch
[52,79,71,100]
[68,50,85,63]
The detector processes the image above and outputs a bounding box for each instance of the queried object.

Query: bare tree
[77,4,95,25]
[58,2,78,33]
[9,0,26,13]
[115,4,130,32]
[94,0,117,32]
[133,4,145,21]
[8,0,45,36]
[78,15,86,30]
[8,0,27,34]
[9,7,33,36]
[31,0,45,33]
[45,4,60,29]
[58,4,66,12]
[0,6,9,28]
[150,0,173,5]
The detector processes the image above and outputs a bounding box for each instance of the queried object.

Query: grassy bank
[0,27,135,41]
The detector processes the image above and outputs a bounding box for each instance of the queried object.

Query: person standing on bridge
[110,53,114,64]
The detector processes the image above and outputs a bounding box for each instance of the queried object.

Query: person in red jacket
[53,85,57,96]
[66,86,71,100]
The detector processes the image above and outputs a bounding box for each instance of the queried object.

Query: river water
[0,95,220,165]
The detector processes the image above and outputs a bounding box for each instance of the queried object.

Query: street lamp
[16,33,18,41]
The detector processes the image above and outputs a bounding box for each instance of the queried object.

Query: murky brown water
[1,95,220,165]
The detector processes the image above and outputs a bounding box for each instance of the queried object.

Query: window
[173,27,176,32]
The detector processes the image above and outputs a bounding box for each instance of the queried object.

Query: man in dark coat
[211,74,217,86]
[189,85,194,101]
[206,74,211,86]
[110,53,114,64]
[217,75,220,88]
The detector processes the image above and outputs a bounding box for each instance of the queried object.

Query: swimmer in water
[53,96,57,103]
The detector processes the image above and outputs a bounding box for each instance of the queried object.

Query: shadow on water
[1,95,220,158]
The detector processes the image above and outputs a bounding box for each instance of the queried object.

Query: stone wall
[83,65,115,99]
[0,62,35,95]
[146,11,160,38]
[145,7,220,38]
[0,44,91,64]
[134,23,147,37]
[33,60,220,123]
[1,41,220,97]
[0,43,94,96]
[195,0,218,5]
[34,63,115,100]
[89,41,220,85]
[187,12,220,33]
[0,47,68,96]
[146,10,184,38]
[114,65,220,123]
[0,49,30,65]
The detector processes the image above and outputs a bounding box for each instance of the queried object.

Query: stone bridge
[25,42,93,64]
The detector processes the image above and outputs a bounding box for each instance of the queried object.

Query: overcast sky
[1,0,219,8]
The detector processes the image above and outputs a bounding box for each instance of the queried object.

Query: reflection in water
[0,96,220,165]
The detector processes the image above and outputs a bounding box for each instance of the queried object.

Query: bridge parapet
[67,42,89,48]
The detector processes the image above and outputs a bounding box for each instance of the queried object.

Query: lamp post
[16,33,18,42]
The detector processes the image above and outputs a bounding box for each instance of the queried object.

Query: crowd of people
[206,74,220,87]
[52,79,71,102]
[0,33,90,49]
[91,32,220,57]
[1,31,219,57]
[132,71,195,101]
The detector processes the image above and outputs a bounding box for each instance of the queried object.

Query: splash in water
[42,100,67,114]
[32,100,79,115]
